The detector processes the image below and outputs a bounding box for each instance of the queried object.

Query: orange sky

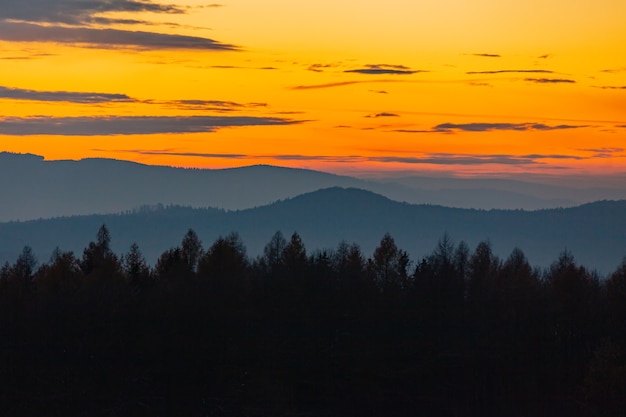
[1,0,625,177]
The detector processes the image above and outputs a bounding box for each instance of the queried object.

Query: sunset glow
[1,0,625,177]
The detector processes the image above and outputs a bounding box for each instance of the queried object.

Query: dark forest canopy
[2,225,626,416]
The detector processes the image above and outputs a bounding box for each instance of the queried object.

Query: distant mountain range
[1,187,625,274]
[3,152,626,222]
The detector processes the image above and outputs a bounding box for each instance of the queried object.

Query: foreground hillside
[1,187,625,273]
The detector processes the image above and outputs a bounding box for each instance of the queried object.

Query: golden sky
[1,0,625,177]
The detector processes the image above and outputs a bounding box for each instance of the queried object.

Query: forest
[1,225,626,417]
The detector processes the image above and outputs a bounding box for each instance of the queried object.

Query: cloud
[0,52,56,60]
[204,65,277,70]
[525,78,576,84]
[578,147,624,158]
[290,80,406,90]
[0,21,237,50]
[392,129,446,134]
[290,81,369,90]
[109,150,588,166]
[345,64,426,75]
[369,90,388,94]
[432,122,588,133]
[466,69,555,75]
[366,112,399,118]
[601,67,626,73]
[593,85,626,90]
[307,63,338,72]
[470,53,501,58]
[0,86,270,111]
[538,54,551,59]
[393,122,589,133]
[0,115,302,136]
[0,0,186,25]
[0,86,133,103]
[154,99,267,112]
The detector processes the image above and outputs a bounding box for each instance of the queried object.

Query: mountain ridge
[5,152,626,222]
[1,186,625,274]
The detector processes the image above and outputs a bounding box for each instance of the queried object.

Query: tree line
[1,225,626,416]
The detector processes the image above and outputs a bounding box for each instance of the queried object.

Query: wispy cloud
[0,86,133,103]
[204,65,277,70]
[469,53,501,58]
[108,149,589,166]
[601,67,626,73]
[593,85,626,90]
[0,86,267,111]
[394,122,589,133]
[290,80,407,90]
[290,81,365,90]
[433,122,587,132]
[345,64,426,75]
[0,115,302,136]
[157,100,267,112]
[365,112,400,118]
[466,69,555,75]
[307,63,339,72]
[525,78,576,84]
[578,147,624,158]
[2,0,186,25]
[0,21,237,50]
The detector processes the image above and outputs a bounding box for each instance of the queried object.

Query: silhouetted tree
[262,230,287,274]
[12,246,37,282]
[198,232,248,294]
[369,233,409,292]
[35,248,82,294]
[605,257,626,345]
[122,242,151,286]
[80,224,121,278]
[283,232,307,276]
[154,247,186,281]
[181,228,203,275]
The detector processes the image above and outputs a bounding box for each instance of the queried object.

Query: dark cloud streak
[0,21,237,50]
[393,122,589,134]
[0,115,301,136]
[112,150,590,166]
[366,112,399,118]
[345,64,426,75]
[0,86,133,103]
[0,0,185,25]
[466,69,554,75]
[433,122,587,133]
[525,78,575,84]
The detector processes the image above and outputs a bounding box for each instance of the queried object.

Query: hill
[1,187,625,274]
[5,152,625,222]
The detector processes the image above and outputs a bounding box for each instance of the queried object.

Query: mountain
[1,187,625,274]
[0,152,365,221]
[4,152,626,222]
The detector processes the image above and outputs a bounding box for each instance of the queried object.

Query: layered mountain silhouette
[3,152,626,222]
[1,187,625,273]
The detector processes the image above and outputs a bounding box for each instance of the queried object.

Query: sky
[1,0,625,178]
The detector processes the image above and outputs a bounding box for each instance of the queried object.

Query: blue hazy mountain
[1,187,624,274]
[4,152,624,222]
